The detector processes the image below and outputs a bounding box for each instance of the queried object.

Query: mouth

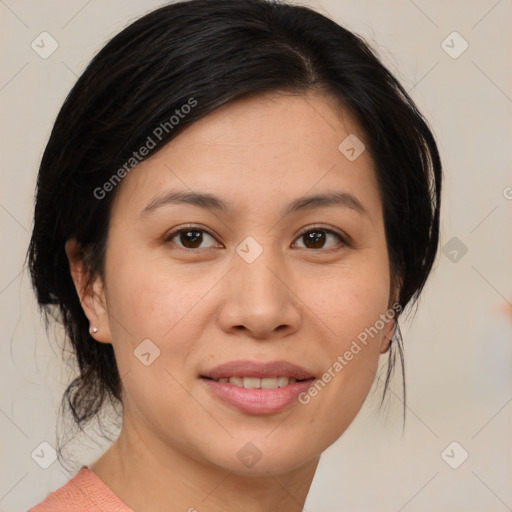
[204,376,303,388]
[200,360,315,415]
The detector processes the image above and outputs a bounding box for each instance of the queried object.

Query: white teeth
[243,377,260,389]
[229,376,244,387]
[277,376,289,387]
[220,376,299,388]
[261,377,279,389]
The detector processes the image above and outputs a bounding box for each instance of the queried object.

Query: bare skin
[66,90,398,512]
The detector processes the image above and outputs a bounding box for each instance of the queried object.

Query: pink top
[28,466,133,512]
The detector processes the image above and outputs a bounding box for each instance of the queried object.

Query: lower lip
[201,377,314,415]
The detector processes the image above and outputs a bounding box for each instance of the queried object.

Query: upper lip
[201,360,315,380]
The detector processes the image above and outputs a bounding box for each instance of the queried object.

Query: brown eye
[294,228,345,250]
[166,228,219,250]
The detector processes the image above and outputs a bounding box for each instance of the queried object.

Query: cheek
[102,248,224,404]
[299,253,390,419]
[305,252,391,346]
[104,254,211,429]
[105,248,213,341]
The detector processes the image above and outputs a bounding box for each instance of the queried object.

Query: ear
[379,318,396,354]
[65,238,112,344]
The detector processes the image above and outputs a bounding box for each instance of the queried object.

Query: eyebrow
[139,190,369,219]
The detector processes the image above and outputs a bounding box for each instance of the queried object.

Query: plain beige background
[1,1,511,511]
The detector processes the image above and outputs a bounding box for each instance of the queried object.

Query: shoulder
[28,466,133,512]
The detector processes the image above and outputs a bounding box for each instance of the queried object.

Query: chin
[195,432,322,476]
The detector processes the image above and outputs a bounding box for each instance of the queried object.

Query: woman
[27,0,442,510]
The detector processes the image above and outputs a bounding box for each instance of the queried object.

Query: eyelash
[164,225,348,252]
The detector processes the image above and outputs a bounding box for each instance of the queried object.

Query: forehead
[110,91,382,223]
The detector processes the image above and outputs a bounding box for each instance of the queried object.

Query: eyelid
[296,224,346,240]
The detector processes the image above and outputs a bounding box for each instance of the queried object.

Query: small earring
[90,327,98,334]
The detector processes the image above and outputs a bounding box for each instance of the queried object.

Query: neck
[90,418,319,512]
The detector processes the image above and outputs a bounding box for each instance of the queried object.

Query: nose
[217,244,302,340]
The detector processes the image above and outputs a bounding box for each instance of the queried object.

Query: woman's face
[79,91,397,474]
